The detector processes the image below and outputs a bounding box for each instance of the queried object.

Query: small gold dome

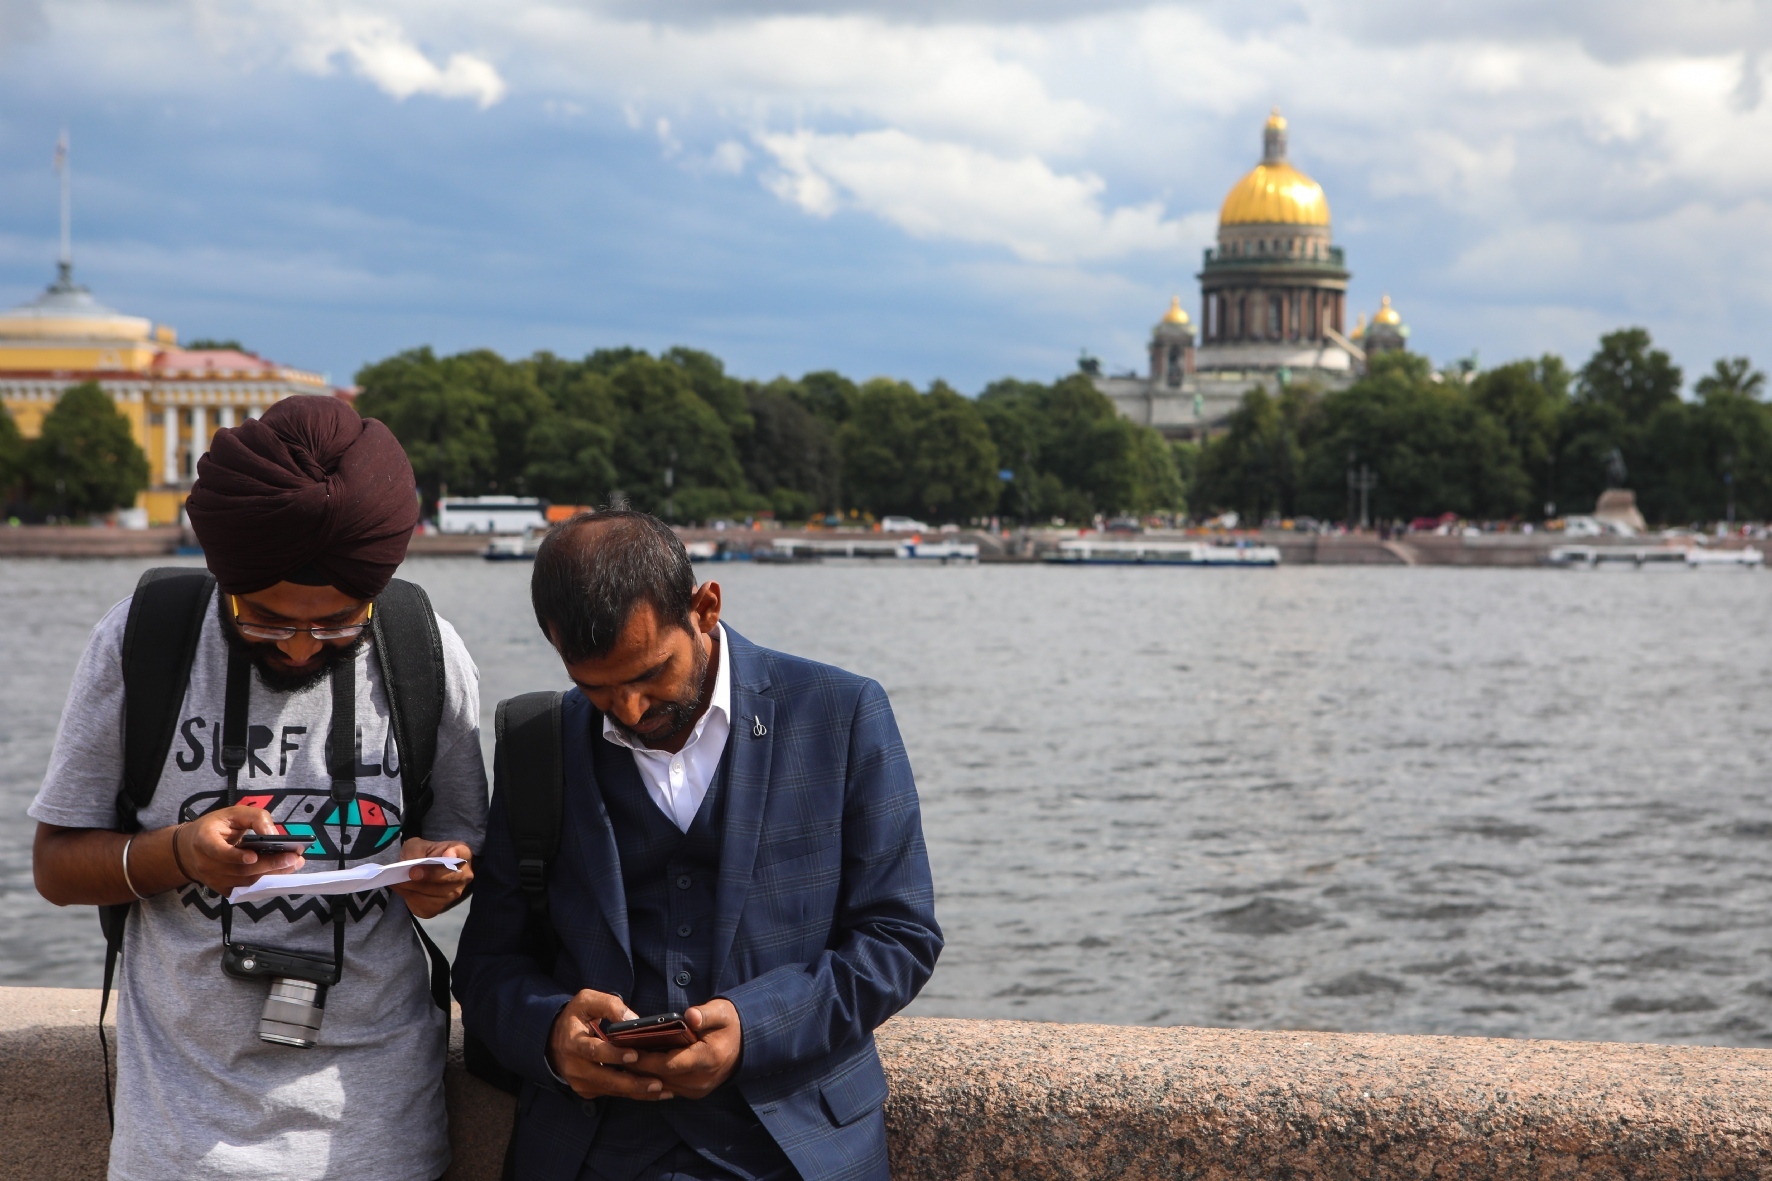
[1266,107,1287,132]
[1161,295,1190,325]
[1350,313,1367,340]
[1372,295,1401,326]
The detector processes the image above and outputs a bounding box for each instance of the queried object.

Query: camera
[222,942,339,1048]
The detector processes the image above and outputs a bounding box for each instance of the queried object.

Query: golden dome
[1219,161,1329,227]
[1350,313,1367,340]
[1265,107,1287,132]
[1372,295,1401,326]
[1161,295,1190,325]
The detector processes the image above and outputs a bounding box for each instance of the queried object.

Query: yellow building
[0,262,337,523]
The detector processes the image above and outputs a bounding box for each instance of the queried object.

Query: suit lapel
[712,632,773,992]
[571,703,633,972]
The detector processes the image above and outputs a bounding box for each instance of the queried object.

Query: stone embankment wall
[4,987,1768,1179]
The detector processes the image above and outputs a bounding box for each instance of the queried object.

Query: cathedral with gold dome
[1095,109,1409,438]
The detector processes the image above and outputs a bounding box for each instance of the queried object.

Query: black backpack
[462,689,567,1096]
[100,566,454,1090]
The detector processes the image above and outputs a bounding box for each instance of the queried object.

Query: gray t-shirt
[30,594,489,1181]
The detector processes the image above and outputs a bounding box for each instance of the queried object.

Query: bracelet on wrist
[121,834,149,901]
[169,824,194,885]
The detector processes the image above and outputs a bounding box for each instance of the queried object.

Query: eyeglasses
[231,595,373,642]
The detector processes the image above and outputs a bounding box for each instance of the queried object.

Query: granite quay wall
[5,987,1769,1180]
[0,525,181,557]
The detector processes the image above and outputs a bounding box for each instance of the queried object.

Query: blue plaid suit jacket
[454,628,942,1181]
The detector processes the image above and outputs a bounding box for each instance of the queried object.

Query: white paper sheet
[227,857,465,905]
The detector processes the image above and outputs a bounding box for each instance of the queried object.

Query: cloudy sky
[1,0,1768,391]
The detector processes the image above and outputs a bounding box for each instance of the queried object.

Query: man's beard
[222,619,368,692]
[610,636,710,749]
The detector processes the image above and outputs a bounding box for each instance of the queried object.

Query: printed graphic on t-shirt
[167,710,406,925]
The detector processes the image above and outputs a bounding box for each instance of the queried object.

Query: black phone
[603,1012,698,1050]
[239,832,310,855]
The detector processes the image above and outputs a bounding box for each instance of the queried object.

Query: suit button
[675,970,692,987]
[676,875,691,889]
[677,924,692,937]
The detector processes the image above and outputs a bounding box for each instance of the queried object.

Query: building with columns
[1096,109,1403,439]
[0,262,338,523]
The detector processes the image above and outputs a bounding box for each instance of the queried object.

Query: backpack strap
[118,567,217,833]
[465,690,565,1095]
[365,578,453,1014]
[495,691,565,931]
[103,565,216,1127]
[369,578,444,840]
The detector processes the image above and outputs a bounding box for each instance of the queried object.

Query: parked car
[881,515,932,532]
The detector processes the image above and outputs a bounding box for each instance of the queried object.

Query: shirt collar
[601,622,730,754]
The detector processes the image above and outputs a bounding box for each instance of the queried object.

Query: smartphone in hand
[603,1012,698,1050]
[239,832,310,855]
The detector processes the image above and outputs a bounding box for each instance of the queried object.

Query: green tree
[1557,329,1685,519]
[838,379,927,518]
[23,382,150,518]
[977,374,1183,520]
[0,402,23,497]
[913,382,1000,522]
[838,379,999,521]
[1576,328,1683,420]
[606,354,754,521]
[1659,357,1772,522]
[355,348,498,506]
[739,379,841,519]
[1471,356,1567,515]
[521,416,618,507]
[1193,384,1317,521]
[1296,353,1529,521]
[1695,356,1766,401]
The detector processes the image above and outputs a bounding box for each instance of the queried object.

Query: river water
[3,555,1770,1046]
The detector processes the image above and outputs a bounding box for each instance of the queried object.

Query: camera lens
[259,977,327,1047]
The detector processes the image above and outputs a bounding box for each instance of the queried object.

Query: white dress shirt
[601,623,732,832]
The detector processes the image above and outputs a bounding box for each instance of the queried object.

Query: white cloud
[511,9,1101,155]
[21,0,1772,372]
[283,9,506,108]
[709,140,750,175]
[758,127,1205,264]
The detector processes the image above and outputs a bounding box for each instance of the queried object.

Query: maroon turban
[186,396,418,601]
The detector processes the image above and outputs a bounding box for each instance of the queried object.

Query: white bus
[436,496,547,535]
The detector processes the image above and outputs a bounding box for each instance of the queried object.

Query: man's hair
[531,509,697,663]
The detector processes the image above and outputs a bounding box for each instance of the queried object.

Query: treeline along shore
[2,325,1769,529]
[350,326,1772,529]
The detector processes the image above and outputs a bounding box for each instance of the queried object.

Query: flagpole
[55,128,71,284]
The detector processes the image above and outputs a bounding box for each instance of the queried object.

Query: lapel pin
[752,716,767,738]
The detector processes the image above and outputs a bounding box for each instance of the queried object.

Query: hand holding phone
[239,832,310,856]
[602,1012,699,1050]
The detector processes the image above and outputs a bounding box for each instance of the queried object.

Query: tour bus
[436,496,548,535]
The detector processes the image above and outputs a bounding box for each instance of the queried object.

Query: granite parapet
[2,988,1767,1179]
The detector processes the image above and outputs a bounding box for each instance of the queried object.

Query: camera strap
[218,647,348,977]
[217,648,251,947]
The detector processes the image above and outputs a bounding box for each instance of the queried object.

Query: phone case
[604,1019,697,1050]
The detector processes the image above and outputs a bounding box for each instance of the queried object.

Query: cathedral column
[217,404,235,431]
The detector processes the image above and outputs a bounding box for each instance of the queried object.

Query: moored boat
[1044,538,1280,567]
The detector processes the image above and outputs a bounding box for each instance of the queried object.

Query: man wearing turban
[30,395,489,1181]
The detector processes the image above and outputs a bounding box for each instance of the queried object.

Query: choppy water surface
[4,556,1771,1046]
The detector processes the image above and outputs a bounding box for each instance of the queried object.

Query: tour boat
[1044,538,1281,566]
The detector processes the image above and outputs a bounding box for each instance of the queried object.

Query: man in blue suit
[455,509,942,1181]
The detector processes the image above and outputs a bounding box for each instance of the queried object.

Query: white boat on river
[769,537,979,563]
[1045,538,1281,567]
